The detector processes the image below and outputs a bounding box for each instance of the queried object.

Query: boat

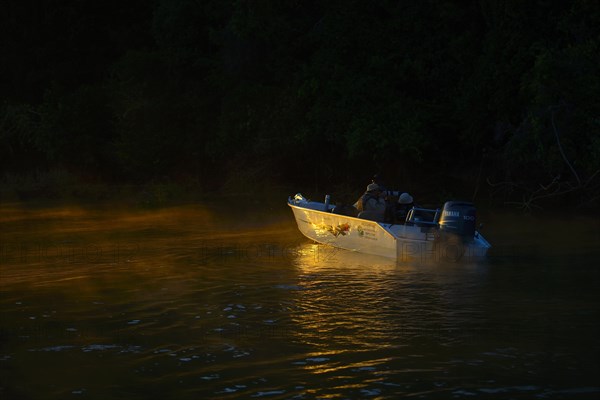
[288,193,491,262]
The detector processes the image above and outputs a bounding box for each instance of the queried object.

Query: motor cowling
[439,201,476,240]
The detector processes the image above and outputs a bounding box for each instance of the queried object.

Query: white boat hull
[288,196,491,262]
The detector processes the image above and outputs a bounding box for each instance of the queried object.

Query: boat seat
[357,210,384,222]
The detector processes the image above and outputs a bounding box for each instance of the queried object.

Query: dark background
[2,0,599,208]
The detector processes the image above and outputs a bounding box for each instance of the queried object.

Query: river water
[1,202,599,399]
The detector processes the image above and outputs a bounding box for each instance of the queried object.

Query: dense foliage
[2,0,599,206]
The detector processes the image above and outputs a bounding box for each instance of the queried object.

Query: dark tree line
[2,0,599,206]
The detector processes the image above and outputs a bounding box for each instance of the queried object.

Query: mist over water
[1,203,599,399]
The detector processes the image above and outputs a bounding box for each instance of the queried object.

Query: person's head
[398,192,413,204]
[366,183,380,193]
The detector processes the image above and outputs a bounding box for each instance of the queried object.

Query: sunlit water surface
[1,203,599,399]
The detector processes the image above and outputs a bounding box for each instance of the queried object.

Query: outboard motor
[439,201,476,241]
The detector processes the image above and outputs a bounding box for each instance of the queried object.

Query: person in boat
[371,174,397,222]
[395,192,414,223]
[354,183,386,221]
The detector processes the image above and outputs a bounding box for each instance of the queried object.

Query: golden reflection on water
[290,244,413,370]
[0,202,295,277]
[287,240,496,386]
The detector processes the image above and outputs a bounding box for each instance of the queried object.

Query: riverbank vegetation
[2,1,599,209]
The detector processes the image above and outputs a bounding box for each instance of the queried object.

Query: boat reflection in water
[285,241,493,396]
